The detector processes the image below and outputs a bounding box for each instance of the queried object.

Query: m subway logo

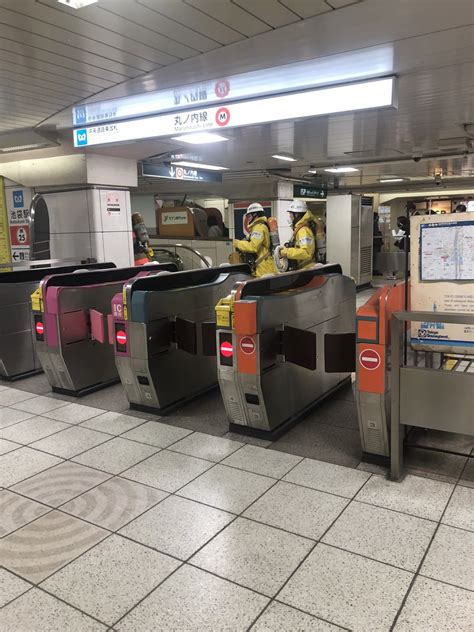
[75,129,88,146]
[12,190,24,208]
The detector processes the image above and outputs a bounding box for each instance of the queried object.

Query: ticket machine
[215,265,356,439]
[33,264,174,395]
[112,265,251,413]
[0,262,114,380]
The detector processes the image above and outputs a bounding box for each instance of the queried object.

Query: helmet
[245,202,264,216]
[288,200,307,215]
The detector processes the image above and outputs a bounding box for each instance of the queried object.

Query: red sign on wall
[9,224,30,247]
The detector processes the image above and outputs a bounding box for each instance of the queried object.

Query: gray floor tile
[78,383,130,413]
[0,489,50,537]
[356,460,388,476]
[0,587,106,630]
[61,477,167,531]
[421,524,474,591]
[122,449,213,492]
[178,464,275,513]
[0,568,31,608]
[442,485,474,531]
[271,417,362,468]
[192,517,313,597]
[0,510,107,583]
[73,437,159,475]
[459,456,474,488]
[31,425,111,459]
[121,420,192,448]
[0,446,62,487]
[170,431,243,462]
[42,402,105,424]
[244,481,349,540]
[279,543,413,631]
[11,395,69,415]
[223,431,272,448]
[408,428,474,456]
[223,444,302,478]
[0,416,69,445]
[284,458,370,498]
[7,373,52,395]
[41,534,179,626]
[0,389,36,407]
[12,461,110,508]
[81,411,146,435]
[355,473,454,521]
[120,495,234,560]
[394,576,474,632]
[116,564,268,632]
[322,501,436,571]
[312,398,359,430]
[404,446,468,483]
[253,602,343,631]
[0,407,35,429]
[0,437,20,455]
[333,379,356,403]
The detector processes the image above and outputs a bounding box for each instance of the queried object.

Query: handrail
[151,243,211,268]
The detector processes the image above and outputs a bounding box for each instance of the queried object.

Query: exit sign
[293,184,327,199]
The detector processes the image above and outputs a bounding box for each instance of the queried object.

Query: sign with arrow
[141,162,222,183]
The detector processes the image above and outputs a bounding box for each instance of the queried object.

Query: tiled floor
[1,382,473,631]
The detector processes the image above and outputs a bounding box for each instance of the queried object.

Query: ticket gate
[215,265,356,439]
[112,265,251,413]
[33,264,175,396]
[0,262,115,380]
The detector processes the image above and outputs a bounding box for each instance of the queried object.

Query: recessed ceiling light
[379,177,405,183]
[57,0,98,8]
[307,168,317,174]
[272,154,298,162]
[170,160,229,171]
[324,166,359,173]
[171,132,228,144]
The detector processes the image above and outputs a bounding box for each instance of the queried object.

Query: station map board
[411,213,474,353]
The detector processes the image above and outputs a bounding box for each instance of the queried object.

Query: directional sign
[359,349,381,371]
[293,184,327,199]
[141,162,222,183]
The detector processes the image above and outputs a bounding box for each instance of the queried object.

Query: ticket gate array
[33,264,174,396]
[112,265,251,413]
[216,265,356,439]
[0,262,115,380]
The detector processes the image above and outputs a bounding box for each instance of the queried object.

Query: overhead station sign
[141,162,223,183]
[293,184,327,199]
[72,46,394,127]
[74,77,396,148]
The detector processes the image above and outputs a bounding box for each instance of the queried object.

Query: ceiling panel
[0,68,93,99]
[279,0,332,19]
[185,0,271,37]
[233,0,301,28]
[138,0,244,45]
[326,0,361,7]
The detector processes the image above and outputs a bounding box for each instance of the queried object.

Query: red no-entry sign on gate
[240,336,256,355]
[359,349,381,371]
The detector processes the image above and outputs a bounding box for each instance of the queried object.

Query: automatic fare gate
[112,265,251,413]
[215,265,356,439]
[32,264,174,395]
[0,262,115,380]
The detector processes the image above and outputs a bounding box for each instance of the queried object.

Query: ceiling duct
[0,128,59,154]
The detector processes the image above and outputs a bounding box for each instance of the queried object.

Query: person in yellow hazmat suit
[279,200,317,270]
[234,203,278,277]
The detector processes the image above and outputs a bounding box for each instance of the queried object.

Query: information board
[420,220,474,281]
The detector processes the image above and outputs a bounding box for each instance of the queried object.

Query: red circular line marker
[240,336,256,355]
[215,79,230,98]
[359,349,381,371]
[220,341,233,358]
[116,330,127,345]
[215,107,230,127]
[35,321,44,335]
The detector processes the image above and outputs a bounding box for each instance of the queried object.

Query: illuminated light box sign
[74,77,396,148]
[141,162,222,183]
[293,184,327,199]
[72,46,393,126]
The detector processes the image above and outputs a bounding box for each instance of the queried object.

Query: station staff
[279,200,317,270]
[234,203,277,277]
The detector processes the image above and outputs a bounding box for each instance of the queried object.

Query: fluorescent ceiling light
[171,160,229,171]
[74,77,396,148]
[324,167,359,173]
[0,143,49,153]
[58,0,98,8]
[272,154,297,162]
[171,132,228,144]
[379,177,405,183]
[307,168,317,174]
